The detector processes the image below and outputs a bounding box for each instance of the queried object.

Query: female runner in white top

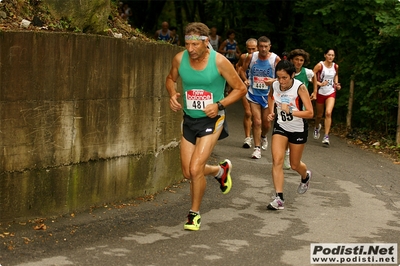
[266,60,313,210]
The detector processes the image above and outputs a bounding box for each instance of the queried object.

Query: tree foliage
[294,0,400,135]
[128,0,400,138]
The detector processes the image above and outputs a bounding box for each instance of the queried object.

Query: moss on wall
[41,0,111,33]
[0,31,184,222]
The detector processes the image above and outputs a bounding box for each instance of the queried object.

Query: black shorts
[182,112,229,145]
[272,122,308,144]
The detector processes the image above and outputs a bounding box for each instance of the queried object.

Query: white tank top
[272,79,307,132]
[209,35,219,51]
[317,61,337,96]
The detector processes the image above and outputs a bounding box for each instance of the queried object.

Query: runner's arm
[239,54,252,84]
[311,63,322,100]
[216,53,247,107]
[267,82,276,121]
[295,84,313,119]
[218,40,227,55]
[236,53,246,73]
[235,45,241,59]
[334,65,341,90]
[165,52,183,112]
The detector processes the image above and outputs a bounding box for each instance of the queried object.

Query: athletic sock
[276,192,284,201]
[215,166,223,179]
[189,210,200,215]
[302,173,310,183]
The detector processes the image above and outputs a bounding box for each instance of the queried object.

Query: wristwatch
[216,101,225,110]
[288,106,293,115]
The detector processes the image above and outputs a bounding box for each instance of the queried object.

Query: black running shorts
[272,122,308,144]
[182,112,229,145]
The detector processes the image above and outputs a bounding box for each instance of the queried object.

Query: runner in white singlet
[266,60,314,210]
[311,49,341,146]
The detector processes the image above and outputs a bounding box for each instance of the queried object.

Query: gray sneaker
[297,170,311,194]
[243,137,252,149]
[267,196,285,210]
[252,147,261,159]
[322,135,330,145]
[313,124,322,139]
[283,152,291,170]
[261,137,268,150]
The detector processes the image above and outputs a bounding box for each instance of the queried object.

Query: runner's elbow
[239,84,247,97]
[305,110,314,119]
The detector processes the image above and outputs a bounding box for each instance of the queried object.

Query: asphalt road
[1,101,399,266]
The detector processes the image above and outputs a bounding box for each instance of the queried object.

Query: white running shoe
[322,135,330,145]
[297,170,311,194]
[261,137,268,150]
[313,124,322,139]
[267,196,285,210]
[252,147,261,159]
[242,137,252,149]
[283,153,291,170]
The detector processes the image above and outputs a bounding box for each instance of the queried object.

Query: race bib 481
[186,89,214,110]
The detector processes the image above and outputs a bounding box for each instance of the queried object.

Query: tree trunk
[144,0,167,32]
[130,1,148,29]
[397,90,400,145]
[174,0,183,45]
[346,79,355,135]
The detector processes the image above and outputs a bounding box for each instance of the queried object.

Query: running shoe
[242,137,252,149]
[283,153,291,170]
[267,196,285,210]
[252,147,261,159]
[184,211,201,231]
[322,135,330,145]
[215,159,232,194]
[313,123,322,139]
[297,170,311,194]
[261,137,268,150]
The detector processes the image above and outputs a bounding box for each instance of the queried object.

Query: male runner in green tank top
[166,22,246,231]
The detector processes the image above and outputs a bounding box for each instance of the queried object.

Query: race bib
[252,76,269,90]
[281,95,290,104]
[186,89,213,110]
[226,49,236,59]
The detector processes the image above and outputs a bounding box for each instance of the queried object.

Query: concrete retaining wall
[0,31,183,222]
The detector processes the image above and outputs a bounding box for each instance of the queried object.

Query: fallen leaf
[33,224,47,230]
[22,237,32,244]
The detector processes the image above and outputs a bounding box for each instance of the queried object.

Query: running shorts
[182,112,229,145]
[272,121,308,144]
[316,91,336,104]
[246,92,269,109]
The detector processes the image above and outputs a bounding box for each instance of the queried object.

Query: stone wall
[0,31,183,222]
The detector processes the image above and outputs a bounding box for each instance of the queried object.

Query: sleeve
[306,68,314,82]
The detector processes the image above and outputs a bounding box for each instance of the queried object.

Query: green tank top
[295,67,309,88]
[295,67,309,111]
[179,50,226,118]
